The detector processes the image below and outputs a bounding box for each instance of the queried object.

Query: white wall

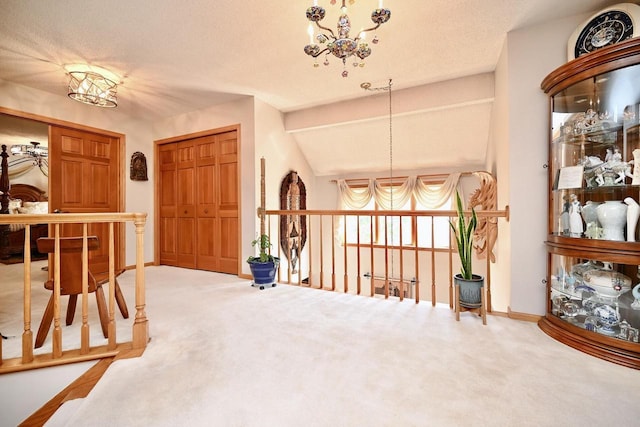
[253,99,315,278]
[0,79,155,266]
[487,38,512,313]
[501,13,591,315]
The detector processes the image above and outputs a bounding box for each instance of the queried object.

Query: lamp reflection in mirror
[68,71,118,108]
[8,141,48,176]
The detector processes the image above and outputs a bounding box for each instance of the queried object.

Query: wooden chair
[34,236,129,348]
[454,282,487,325]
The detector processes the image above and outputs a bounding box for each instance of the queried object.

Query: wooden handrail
[265,208,510,218]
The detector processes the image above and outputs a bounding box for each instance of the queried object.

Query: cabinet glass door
[549,253,640,343]
[550,63,640,240]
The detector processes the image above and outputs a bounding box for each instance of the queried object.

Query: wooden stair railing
[263,207,509,310]
[0,212,148,374]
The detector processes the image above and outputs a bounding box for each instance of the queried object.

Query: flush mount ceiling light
[304,0,391,77]
[68,70,118,107]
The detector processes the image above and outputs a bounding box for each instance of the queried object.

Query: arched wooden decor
[280,171,307,273]
[130,151,148,181]
[468,171,498,262]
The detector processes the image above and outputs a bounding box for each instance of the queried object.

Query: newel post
[132,213,149,350]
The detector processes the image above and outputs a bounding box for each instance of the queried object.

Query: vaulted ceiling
[0,0,618,175]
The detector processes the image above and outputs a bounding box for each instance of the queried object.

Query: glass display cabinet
[540,38,640,369]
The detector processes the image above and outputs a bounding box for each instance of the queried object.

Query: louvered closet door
[49,126,121,274]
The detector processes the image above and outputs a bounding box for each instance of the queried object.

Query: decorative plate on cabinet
[567,3,640,61]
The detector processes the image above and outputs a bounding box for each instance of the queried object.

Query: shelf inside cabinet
[546,234,640,264]
[552,123,623,146]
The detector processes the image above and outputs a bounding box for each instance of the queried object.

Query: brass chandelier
[304,0,391,77]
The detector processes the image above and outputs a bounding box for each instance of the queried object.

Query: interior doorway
[0,109,125,271]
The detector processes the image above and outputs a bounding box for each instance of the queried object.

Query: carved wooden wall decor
[468,171,498,262]
[130,151,148,181]
[279,171,307,273]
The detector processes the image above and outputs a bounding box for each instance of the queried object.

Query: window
[416,200,452,248]
[343,183,452,248]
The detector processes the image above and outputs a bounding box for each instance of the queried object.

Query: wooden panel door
[158,144,177,266]
[195,135,217,271]
[176,140,196,268]
[216,131,238,274]
[157,129,238,274]
[49,126,121,274]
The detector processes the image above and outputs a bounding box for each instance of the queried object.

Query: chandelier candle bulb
[308,23,314,44]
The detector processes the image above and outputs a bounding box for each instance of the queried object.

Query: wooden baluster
[356,215,361,295]
[449,215,454,309]
[107,222,116,350]
[307,216,312,287]
[399,215,404,301]
[370,214,374,297]
[52,224,62,358]
[297,218,302,287]
[414,220,420,303]
[80,225,90,354]
[384,215,389,299]
[286,214,292,284]
[485,221,492,313]
[431,214,436,307]
[132,214,149,350]
[320,215,324,289]
[331,215,336,291]
[22,224,33,362]
[343,214,348,293]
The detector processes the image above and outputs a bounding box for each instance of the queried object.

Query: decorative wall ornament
[468,171,498,263]
[279,171,307,274]
[130,151,148,181]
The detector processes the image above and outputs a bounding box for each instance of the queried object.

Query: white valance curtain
[337,173,462,210]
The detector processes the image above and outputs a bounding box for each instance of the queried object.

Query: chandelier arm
[307,47,332,58]
[357,23,382,35]
[8,157,37,168]
[313,21,337,39]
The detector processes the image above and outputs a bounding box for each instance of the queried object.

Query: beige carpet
[3,264,640,426]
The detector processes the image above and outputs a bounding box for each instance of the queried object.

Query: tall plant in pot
[449,191,484,307]
[247,233,279,289]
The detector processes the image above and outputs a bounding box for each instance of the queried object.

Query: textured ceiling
[0,0,620,175]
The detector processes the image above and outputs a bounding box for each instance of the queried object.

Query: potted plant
[247,233,279,289]
[449,191,484,307]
